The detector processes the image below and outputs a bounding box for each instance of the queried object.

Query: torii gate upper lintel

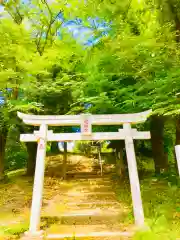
[18,110,152,238]
[17,110,151,126]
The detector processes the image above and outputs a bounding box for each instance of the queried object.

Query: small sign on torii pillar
[18,110,151,239]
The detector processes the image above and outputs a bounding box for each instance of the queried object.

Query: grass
[0,222,29,240]
[0,172,32,239]
[113,174,180,240]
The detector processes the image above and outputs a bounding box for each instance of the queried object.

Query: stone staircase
[44,177,133,240]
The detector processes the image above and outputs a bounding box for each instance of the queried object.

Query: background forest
[1,0,180,177]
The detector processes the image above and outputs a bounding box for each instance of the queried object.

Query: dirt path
[39,154,133,239]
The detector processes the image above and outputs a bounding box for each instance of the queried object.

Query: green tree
[0,18,33,179]
[0,0,86,176]
[77,0,180,174]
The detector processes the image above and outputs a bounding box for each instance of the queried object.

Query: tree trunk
[26,142,37,176]
[98,145,103,176]
[167,1,180,42]
[175,118,180,145]
[150,116,168,174]
[0,130,8,180]
[62,142,67,180]
[17,125,37,177]
[50,142,60,154]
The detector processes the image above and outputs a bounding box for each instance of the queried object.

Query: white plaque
[81,114,92,135]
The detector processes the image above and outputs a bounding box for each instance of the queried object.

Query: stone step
[66,201,121,208]
[49,193,117,203]
[61,208,121,216]
[46,231,132,240]
[48,209,126,225]
[43,203,126,218]
[46,224,131,233]
[66,173,111,179]
[66,191,116,197]
[70,182,112,188]
[59,194,117,202]
[47,208,121,216]
[70,177,112,183]
[64,206,123,212]
[72,186,113,192]
[46,224,133,239]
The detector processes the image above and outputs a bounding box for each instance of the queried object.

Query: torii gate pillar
[29,124,47,234]
[123,123,144,226]
[23,124,47,239]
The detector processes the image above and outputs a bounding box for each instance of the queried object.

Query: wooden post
[175,145,180,176]
[116,147,125,177]
[62,142,67,180]
[29,124,48,235]
[122,124,145,226]
[98,145,103,176]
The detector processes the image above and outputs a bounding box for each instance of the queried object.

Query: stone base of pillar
[20,230,44,240]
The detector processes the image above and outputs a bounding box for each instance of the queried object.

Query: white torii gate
[18,110,151,238]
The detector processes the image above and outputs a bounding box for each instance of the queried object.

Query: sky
[58,141,75,151]
[0,1,110,46]
[0,5,3,13]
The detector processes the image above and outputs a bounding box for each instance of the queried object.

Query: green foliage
[0,222,29,238]
[0,18,32,88]
[1,0,180,176]
[1,0,180,118]
[5,141,27,172]
[4,127,27,171]
[74,141,93,155]
[114,177,180,240]
[74,0,180,117]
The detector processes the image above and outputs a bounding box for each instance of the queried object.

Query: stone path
[43,177,133,240]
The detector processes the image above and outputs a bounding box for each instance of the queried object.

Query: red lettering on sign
[83,119,89,132]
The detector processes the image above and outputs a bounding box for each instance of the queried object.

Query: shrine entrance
[18,110,151,238]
